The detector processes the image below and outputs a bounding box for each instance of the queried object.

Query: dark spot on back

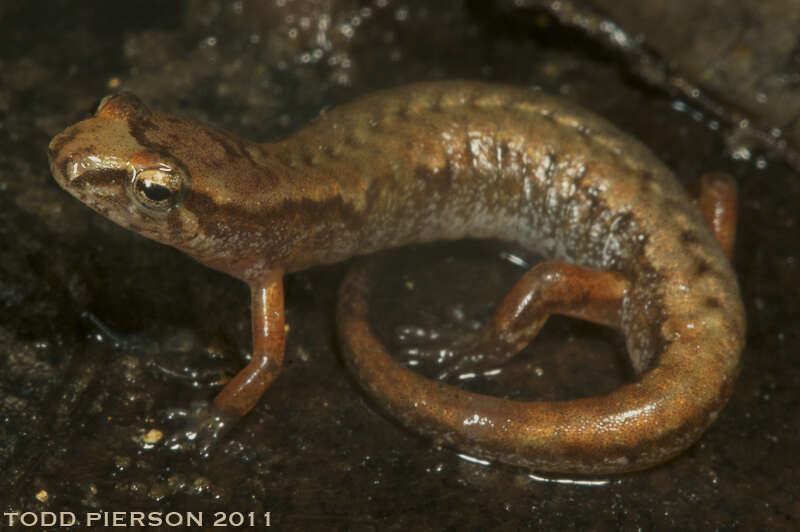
[301,148,315,167]
[396,104,409,121]
[695,258,711,276]
[705,297,721,309]
[463,137,474,166]
[343,134,361,148]
[546,151,558,180]
[681,230,700,244]
[276,151,294,168]
[498,139,511,162]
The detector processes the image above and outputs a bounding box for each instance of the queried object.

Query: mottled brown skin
[48,81,744,472]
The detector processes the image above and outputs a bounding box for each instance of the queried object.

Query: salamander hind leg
[436,261,630,379]
[165,272,286,457]
[697,171,738,259]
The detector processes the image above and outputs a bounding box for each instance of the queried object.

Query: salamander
[47,81,745,473]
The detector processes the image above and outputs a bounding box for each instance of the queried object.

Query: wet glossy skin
[48,81,745,473]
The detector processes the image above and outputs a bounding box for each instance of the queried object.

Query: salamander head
[48,93,272,280]
[48,93,198,242]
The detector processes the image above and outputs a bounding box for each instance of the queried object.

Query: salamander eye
[131,165,183,211]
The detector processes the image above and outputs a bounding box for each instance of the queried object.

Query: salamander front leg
[213,274,287,417]
[165,271,286,456]
[436,262,629,379]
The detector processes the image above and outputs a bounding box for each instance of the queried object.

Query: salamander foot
[163,401,234,458]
